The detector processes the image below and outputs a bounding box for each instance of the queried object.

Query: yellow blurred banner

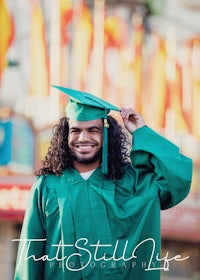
[29,0,49,96]
[72,1,93,90]
[0,0,15,83]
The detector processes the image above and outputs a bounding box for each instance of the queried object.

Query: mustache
[72,141,98,146]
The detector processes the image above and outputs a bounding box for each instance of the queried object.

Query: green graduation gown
[14,126,192,280]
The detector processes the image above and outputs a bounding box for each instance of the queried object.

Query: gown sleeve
[130,126,193,210]
[14,176,46,280]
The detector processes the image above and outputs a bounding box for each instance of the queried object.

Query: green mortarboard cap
[52,85,120,175]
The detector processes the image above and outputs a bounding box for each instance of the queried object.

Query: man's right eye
[70,129,80,133]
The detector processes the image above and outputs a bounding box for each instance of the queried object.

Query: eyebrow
[69,125,102,131]
[88,126,102,130]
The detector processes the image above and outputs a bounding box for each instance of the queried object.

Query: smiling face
[68,118,103,172]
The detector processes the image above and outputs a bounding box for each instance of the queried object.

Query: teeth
[79,146,92,148]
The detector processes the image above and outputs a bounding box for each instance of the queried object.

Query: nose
[78,130,90,142]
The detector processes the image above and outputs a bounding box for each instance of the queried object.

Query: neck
[72,160,100,173]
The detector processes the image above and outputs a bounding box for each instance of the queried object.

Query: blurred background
[0,0,200,279]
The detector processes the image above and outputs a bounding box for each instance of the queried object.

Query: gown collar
[62,166,107,183]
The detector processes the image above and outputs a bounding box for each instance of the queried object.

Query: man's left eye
[90,129,99,133]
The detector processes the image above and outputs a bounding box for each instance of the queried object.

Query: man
[14,86,192,280]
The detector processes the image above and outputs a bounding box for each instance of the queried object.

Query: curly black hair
[35,115,130,180]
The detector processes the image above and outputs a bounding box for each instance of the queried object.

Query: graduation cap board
[52,85,120,175]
